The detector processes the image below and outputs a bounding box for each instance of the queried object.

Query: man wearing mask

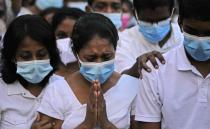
[86,0,122,30]
[18,0,64,16]
[135,0,210,128]
[115,0,183,77]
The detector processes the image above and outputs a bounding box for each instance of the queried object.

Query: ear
[85,5,93,12]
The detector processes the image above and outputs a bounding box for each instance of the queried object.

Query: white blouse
[38,75,140,129]
[0,74,64,129]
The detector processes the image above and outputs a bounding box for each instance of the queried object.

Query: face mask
[99,12,122,29]
[36,0,63,10]
[67,2,87,11]
[78,58,115,84]
[121,13,131,29]
[17,59,53,84]
[56,38,77,65]
[138,18,171,44]
[184,32,210,61]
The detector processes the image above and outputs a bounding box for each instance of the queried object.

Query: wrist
[122,63,139,78]
[101,120,117,129]
[81,119,94,129]
[100,118,112,129]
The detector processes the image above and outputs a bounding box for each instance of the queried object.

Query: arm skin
[39,113,63,129]
[135,121,161,129]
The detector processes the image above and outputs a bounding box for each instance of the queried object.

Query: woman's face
[78,35,115,63]
[55,18,76,39]
[15,36,50,62]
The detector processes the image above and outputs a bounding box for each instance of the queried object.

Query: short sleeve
[115,39,136,73]
[38,80,69,120]
[131,95,137,116]
[135,70,162,122]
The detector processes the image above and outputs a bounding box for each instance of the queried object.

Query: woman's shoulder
[116,74,140,92]
[46,77,70,94]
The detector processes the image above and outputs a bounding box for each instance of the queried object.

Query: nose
[32,54,37,61]
[95,58,104,63]
[106,6,114,13]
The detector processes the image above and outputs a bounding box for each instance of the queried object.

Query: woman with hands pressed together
[36,13,139,129]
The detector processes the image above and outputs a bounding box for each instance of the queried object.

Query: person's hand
[122,51,165,79]
[31,113,55,129]
[137,51,165,79]
[94,81,118,129]
[82,81,99,128]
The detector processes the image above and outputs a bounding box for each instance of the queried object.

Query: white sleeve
[131,95,137,116]
[115,39,136,73]
[135,70,162,122]
[38,81,67,120]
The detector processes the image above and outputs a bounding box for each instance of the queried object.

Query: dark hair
[52,7,85,31]
[133,0,174,13]
[22,0,36,6]
[87,0,122,5]
[87,0,95,5]
[178,0,210,21]
[1,15,60,85]
[71,13,119,53]
[40,7,59,18]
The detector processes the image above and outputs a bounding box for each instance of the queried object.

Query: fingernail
[147,68,151,72]
[162,61,166,64]
[155,65,159,69]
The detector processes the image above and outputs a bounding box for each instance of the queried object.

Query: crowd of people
[0,0,210,129]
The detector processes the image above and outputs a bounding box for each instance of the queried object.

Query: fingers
[147,53,159,69]
[32,119,55,129]
[37,119,52,126]
[153,51,166,64]
[138,51,165,79]
[41,122,55,129]
[137,54,151,79]
[36,113,41,122]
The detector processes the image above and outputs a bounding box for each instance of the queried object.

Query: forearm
[136,121,161,129]
[75,121,94,129]
[122,63,139,78]
[100,120,118,129]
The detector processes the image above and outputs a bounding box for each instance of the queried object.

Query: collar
[176,45,193,71]
[7,81,25,95]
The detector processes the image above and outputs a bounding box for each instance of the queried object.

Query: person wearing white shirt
[115,0,183,77]
[135,0,210,128]
[0,15,61,129]
[37,13,139,129]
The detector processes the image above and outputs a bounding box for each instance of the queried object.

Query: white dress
[38,75,140,129]
[0,74,64,129]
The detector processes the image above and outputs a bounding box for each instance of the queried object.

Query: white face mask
[67,2,87,11]
[56,38,77,65]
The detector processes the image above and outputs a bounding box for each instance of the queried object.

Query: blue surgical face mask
[16,59,53,84]
[78,58,115,84]
[98,12,122,29]
[67,2,87,11]
[138,18,171,44]
[184,32,210,62]
[36,0,64,10]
